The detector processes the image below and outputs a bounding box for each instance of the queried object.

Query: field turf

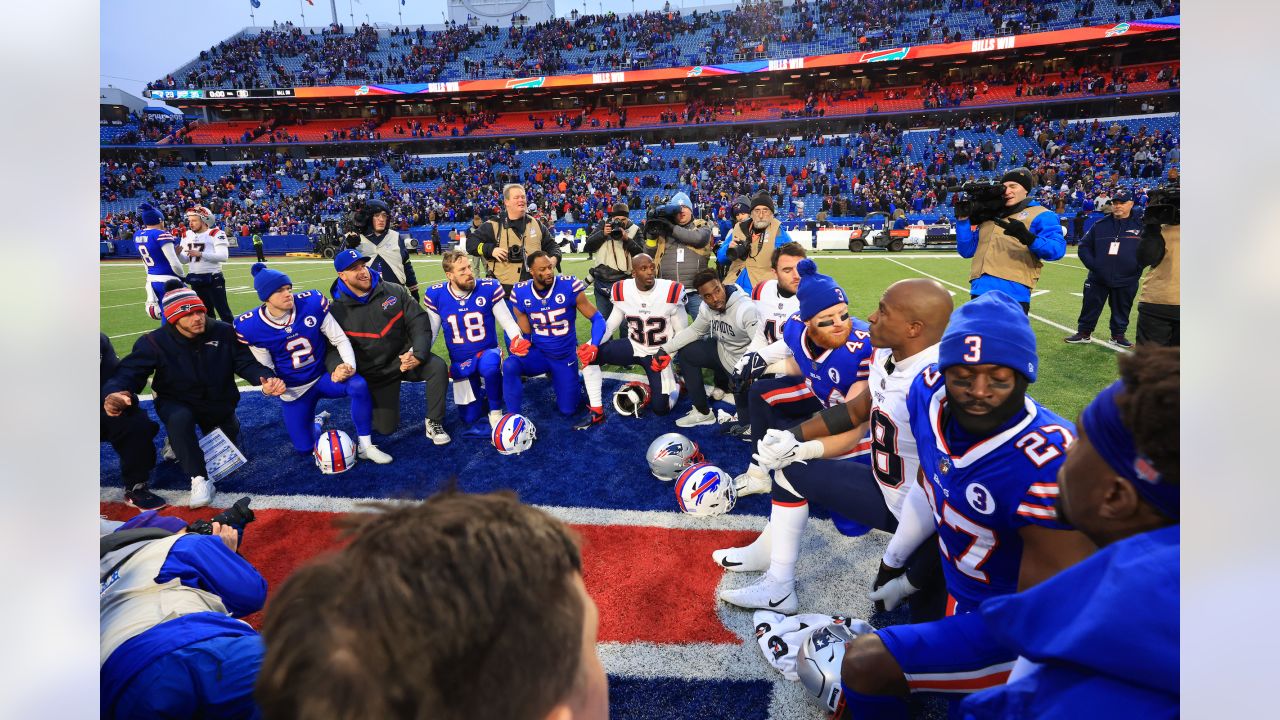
[99,250,1125,419]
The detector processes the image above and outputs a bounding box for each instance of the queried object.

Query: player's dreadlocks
[1115,345,1179,486]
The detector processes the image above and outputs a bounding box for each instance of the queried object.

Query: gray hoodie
[661,284,760,371]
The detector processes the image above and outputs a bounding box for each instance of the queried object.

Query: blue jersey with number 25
[510,275,584,361]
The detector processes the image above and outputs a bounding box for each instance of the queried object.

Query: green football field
[100,251,1126,420]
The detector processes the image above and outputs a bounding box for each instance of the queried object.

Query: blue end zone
[606,677,774,720]
[101,376,842,518]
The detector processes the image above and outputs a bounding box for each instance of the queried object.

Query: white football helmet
[492,413,537,455]
[612,380,652,418]
[145,300,162,320]
[674,463,736,516]
[314,429,357,474]
[646,432,704,481]
[796,620,867,712]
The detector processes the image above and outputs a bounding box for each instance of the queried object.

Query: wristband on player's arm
[818,403,857,437]
[589,311,607,345]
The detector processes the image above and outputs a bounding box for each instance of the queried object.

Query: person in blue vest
[1065,189,1144,348]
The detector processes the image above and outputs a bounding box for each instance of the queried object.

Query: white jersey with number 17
[867,344,939,518]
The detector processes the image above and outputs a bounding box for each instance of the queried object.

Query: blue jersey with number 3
[781,313,874,407]
[511,275,584,360]
[234,290,331,387]
[423,278,505,361]
[134,228,181,278]
[907,365,1075,613]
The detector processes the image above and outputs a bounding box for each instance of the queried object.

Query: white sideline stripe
[598,642,776,682]
[881,257,1124,354]
[1044,259,1088,271]
[1070,292,1084,297]
[98,487,768,532]
[1029,290,1050,298]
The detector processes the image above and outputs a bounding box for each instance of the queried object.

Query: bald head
[868,278,954,356]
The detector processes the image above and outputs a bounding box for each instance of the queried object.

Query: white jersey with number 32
[609,278,687,357]
[868,344,939,518]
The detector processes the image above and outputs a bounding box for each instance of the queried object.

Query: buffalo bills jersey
[234,290,331,388]
[907,365,1075,613]
[423,278,505,361]
[780,313,873,407]
[511,275,585,360]
[750,279,799,348]
[134,227,182,279]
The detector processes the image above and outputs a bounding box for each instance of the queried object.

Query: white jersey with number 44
[867,344,939,518]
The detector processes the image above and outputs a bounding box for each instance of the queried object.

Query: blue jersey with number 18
[234,290,331,388]
[907,364,1076,613]
[510,275,585,360]
[423,278,505,361]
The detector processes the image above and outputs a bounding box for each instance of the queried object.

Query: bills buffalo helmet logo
[382,296,398,311]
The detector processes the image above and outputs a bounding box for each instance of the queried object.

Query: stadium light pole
[300,0,306,25]
[331,0,340,26]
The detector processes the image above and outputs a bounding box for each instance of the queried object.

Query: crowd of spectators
[148,1,1178,92]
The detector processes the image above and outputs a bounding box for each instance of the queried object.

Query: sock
[358,435,373,450]
[488,409,503,429]
[765,495,809,585]
[582,365,603,407]
[715,521,773,566]
[840,685,909,720]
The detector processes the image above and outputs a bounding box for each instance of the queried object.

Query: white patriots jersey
[750,279,799,349]
[611,278,686,357]
[867,345,939,518]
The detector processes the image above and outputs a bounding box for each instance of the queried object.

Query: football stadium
[99,2,1181,718]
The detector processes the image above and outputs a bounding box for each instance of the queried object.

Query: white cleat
[424,418,452,445]
[189,475,215,509]
[712,523,773,572]
[733,465,773,497]
[358,444,393,464]
[719,575,797,614]
[675,407,717,428]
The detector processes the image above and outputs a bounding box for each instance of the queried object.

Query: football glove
[993,217,1036,246]
[752,428,824,470]
[868,573,919,612]
[509,336,532,357]
[650,349,672,372]
[577,342,598,365]
[870,561,908,613]
[731,351,768,387]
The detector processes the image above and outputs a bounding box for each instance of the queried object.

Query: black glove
[870,560,908,613]
[994,217,1036,246]
[343,232,362,249]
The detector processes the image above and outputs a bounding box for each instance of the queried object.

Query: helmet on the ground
[493,413,537,455]
[315,429,357,474]
[674,463,736,516]
[797,622,862,712]
[646,432,704,481]
[613,381,652,418]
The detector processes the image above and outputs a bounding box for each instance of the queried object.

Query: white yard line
[880,257,1123,353]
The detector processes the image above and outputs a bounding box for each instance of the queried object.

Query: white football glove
[867,574,919,612]
[752,429,824,470]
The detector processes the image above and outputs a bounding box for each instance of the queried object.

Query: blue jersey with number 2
[234,290,331,388]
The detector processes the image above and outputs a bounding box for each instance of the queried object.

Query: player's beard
[945,375,1029,436]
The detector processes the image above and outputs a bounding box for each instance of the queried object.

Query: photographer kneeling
[583,201,642,323]
[100,500,265,720]
[955,168,1065,313]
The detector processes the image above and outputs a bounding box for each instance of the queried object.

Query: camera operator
[1135,186,1180,346]
[344,198,421,302]
[1066,189,1144,347]
[955,168,1065,312]
[583,201,642,322]
[100,500,265,719]
[467,183,562,296]
[720,192,792,293]
[643,191,714,318]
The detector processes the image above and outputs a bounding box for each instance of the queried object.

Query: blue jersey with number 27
[907,364,1076,614]
[234,290,331,388]
[510,275,585,361]
[423,278,505,361]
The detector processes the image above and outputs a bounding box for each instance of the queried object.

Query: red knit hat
[162,285,206,324]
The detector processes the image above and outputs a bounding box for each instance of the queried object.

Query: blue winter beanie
[138,203,164,226]
[251,262,292,301]
[794,258,848,321]
[670,191,693,209]
[939,291,1038,381]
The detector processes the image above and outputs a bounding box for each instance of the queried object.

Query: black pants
[774,459,947,623]
[594,339,673,416]
[254,245,265,262]
[970,294,1030,314]
[367,354,449,435]
[675,338,748,415]
[1077,279,1137,337]
[154,400,240,479]
[100,405,159,488]
[186,273,234,323]
[1136,302,1180,346]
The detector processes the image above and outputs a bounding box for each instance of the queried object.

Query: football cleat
[675,463,737,517]
[357,443,393,464]
[315,429,357,474]
[719,575,797,614]
[573,408,606,431]
[492,413,536,455]
[646,432,705,481]
[712,523,772,572]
